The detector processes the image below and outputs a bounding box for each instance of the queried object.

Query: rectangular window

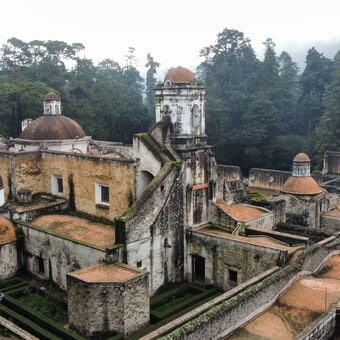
[95,184,110,206]
[51,175,63,195]
[38,256,45,274]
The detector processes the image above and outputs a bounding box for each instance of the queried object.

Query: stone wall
[0,241,18,279]
[67,267,149,337]
[0,150,134,220]
[321,215,340,230]
[159,237,340,339]
[216,165,243,202]
[186,230,282,290]
[18,222,114,289]
[323,151,340,175]
[295,309,336,340]
[248,168,291,191]
[122,163,184,294]
[40,152,134,219]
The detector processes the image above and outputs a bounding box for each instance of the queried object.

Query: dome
[281,176,322,195]
[44,92,60,101]
[0,216,16,243]
[19,115,86,140]
[164,66,196,84]
[293,153,310,162]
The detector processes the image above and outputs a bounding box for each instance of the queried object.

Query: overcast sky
[1,0,340,77]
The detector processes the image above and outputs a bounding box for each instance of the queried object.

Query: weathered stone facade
[17,220,119,289]
[67,263,149,336]
[0,241,18,279]
[186,230,285,290]
[0,150,134,219]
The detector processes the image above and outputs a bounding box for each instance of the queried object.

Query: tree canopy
[0,32,338,172]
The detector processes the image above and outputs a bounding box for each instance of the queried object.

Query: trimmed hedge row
[0,304,58,339]
[2,293,83,340]
[151,286,220,320]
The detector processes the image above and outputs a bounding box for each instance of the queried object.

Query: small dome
[164,66,196,84]
[0,216,16,243]
[281,176,322,195]
[19,115,86,140]
[44,92,60,101]
[293,153,310,162]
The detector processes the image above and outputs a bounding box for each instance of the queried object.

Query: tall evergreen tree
[145,53,160,121]
[198,28,259,167]
[297,47,334,138]
[314,51,340,167]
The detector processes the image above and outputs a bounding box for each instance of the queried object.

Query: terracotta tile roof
[68,263,142,283]
[293,153,310,162]
[19,115,86,140]
[281,176,322,195]
[324,207,340,217]
[192,183,209,191]
[32,214,115,249]
[164,66,196,83]
[0,216,16,243]
[215,200,267,222]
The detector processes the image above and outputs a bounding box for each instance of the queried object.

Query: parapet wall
[323,151,340,175]
[248,168,291,191]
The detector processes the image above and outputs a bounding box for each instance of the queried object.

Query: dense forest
[0,28,339,173]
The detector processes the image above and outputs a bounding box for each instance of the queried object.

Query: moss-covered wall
[161,237,340,339]
[187,231,281,290]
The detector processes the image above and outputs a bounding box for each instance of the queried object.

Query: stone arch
[136,170,154,200]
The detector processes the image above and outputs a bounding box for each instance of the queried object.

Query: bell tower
[155,66,206,148]
[155,66,215,228]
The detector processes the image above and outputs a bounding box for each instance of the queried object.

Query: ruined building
[0,67,339,337]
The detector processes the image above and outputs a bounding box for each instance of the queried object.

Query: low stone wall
[295,308,336,340]
[321,215,340,231]
[145,236,340,339]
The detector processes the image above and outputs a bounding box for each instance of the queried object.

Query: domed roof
[293,153,310,162]
[281,176,322,195]
[44,92,60,101]
[0,216,16,243]
[164,66,196,84]
[19,115,86,140]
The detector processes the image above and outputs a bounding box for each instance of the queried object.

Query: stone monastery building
[0,66,339,337]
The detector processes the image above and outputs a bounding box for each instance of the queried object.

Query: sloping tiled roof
[19,115,86,140]
[293,153,310,162]
[164,66,196,83]
[215,200,267,222]
[281,176,322,195]
[324,207,340,217]
[0,216,16,243]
